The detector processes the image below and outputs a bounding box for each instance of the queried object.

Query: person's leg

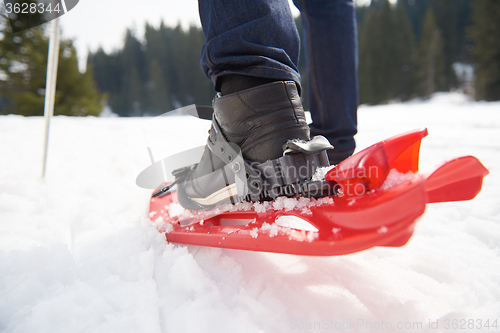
[198,0,301,93]
[293,0,359,164]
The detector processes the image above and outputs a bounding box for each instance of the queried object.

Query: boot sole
[191,183,238,206]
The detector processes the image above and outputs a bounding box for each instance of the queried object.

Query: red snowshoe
[148,128,488,256]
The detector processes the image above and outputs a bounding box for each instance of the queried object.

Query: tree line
[1,0,499,116]
[357,0,478,104]
[0,14,103,116]
[86,24,213,117]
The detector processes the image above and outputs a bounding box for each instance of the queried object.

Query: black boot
[177,81,311,209]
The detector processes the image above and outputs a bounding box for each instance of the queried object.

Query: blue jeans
[198,0,358,162]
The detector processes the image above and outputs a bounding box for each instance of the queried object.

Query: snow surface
[1,92,500,333]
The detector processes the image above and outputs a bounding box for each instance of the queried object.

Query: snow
[380,169,416,191]
[1,93,500,333]
[151,194,333,230]
[311,165,335,181]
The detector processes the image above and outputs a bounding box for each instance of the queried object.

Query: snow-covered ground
[1,93,499,333]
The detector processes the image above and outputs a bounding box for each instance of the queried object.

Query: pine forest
[1,0,499,116]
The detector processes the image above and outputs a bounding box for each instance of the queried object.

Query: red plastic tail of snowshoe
[425,155,489,203]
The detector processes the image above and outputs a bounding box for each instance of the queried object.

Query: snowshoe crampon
[149,128,488,256]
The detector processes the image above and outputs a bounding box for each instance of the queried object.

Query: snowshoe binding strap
[171,115,338,209]
[151,165,196,198]
[283,136,333,155]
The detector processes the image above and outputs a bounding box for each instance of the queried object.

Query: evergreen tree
[144,23,170,115]
[392,2,416,100]
[398,0,473,89]
[146,59,170,115]
[88,23,214,116]
[159,24,213,109]
[358,0,416,104]
[53,43,103,116]
[431,0,458,89]
[0,18,104,116]
[87,48,121,99]
[355,4,372,31]
[185,25,214,107]
[358,5,382,104]
[398,0,430,42]
[119,29,147,116]
[455,0,474,62]
[0,26,47,115]
[468,0,500,101]
[415,8,446,97]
